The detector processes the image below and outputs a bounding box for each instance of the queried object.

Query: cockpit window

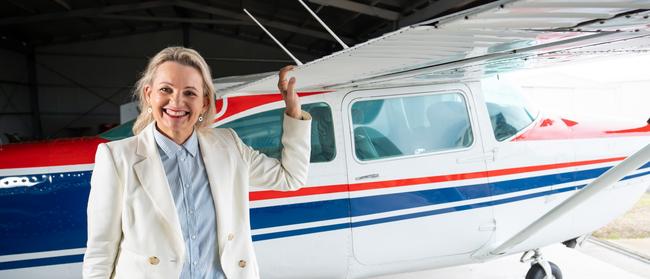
[220,102,335,163]
[351,92,473,161]
[482,77,538,141]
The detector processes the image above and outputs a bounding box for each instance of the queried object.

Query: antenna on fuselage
[296,0,349,49]
[243,9,303,66]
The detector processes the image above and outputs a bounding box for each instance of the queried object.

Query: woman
[82,47,311,279]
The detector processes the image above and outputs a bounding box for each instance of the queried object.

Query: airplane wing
[216,0,650,97]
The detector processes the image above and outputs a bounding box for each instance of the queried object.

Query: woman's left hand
[278,65,301,119]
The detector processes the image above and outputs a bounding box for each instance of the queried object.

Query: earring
[198,115,204,122]
[147,107,152,113]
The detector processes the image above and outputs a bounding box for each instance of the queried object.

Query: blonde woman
[83,47,311,279]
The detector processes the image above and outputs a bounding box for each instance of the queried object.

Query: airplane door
[342,85,494,265]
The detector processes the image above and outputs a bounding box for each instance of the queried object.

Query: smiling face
[145,61,208,144]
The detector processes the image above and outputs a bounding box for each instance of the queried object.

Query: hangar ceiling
[1,0,496,56]
[0,0,497,141]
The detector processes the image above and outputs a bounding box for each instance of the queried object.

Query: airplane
[2,0,650,278]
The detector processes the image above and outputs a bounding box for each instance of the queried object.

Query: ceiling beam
[192,26,323,58]
[174,0,355,44]
[376,0,402,8]
[145,8,163,29]
[0,36,28,53]
[89,14,251,26]
[304,0,384,51]
[7,0,38,14]
[361,0,498,40]
[51,0,72,11]
[398,0,494,27]
[308,0,400,21]
[0,0,175,26]
[334,0,385,31]
[48,0,107,37]
[283,5,325,46]
[34,24,177,47]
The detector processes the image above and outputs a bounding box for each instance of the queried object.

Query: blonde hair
[132,46,216,135]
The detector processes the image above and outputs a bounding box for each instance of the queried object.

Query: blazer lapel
[198,130,233,256]
[132,122,185,254]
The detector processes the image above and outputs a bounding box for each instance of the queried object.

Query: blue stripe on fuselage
[0,163,648,267]
[0,171,91,256]
[0,254,84,270]
[250,165,611,229]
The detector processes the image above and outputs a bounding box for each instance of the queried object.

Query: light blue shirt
[153,127,225,279]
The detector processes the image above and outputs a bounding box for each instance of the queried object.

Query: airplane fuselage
[1,77,649,279]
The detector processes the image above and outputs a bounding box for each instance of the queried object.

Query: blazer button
[228,233,234,241]
[238,260,247,268]
[149,256,160,265]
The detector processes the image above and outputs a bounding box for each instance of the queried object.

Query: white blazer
[83,113,311,279]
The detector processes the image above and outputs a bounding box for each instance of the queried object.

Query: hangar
[0,0,493,141]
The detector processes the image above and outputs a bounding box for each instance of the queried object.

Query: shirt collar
[153,126,199,158]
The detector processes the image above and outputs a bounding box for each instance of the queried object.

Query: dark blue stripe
[252,223,350,242]
[1,163,648,264]
[0,169,630,269]
[623,170,650,181]
[642,162,650,169]
[252,184,587,242]
[0,171,91,256]
[250,198,350,230]
[251,164,593,227]
[0,254,84,270]
[351,184,584,228]
[252,168,650,241]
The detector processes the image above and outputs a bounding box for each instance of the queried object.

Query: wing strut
[243,9,303,66]
[490,143,650,255]
[296,0,349,49]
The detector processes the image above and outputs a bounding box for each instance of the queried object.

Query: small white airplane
[1,0,650,278]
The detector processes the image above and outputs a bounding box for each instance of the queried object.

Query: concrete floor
[373,241,650,279]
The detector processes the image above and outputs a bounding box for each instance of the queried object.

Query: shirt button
[228,233,234,241]
[192,261,197,266]
[239,260,247,268]
[191,235,196,240]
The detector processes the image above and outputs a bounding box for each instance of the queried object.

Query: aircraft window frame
[491,111,538,142]
[219,102,336,164]
[348,90,475,164]
[482,78,540,142]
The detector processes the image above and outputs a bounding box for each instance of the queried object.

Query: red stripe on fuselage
[514,115,650,141]
[249,156,625,201]
[215,91,331,122]
[0,91,331,170]
[0,137,108,169]
[606,124,650,134]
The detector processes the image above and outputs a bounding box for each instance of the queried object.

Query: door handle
[355,173,379,180]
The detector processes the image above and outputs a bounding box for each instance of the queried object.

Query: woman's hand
[278,65,301,119]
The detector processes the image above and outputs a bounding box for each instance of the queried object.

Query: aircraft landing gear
[520,249,562,279]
